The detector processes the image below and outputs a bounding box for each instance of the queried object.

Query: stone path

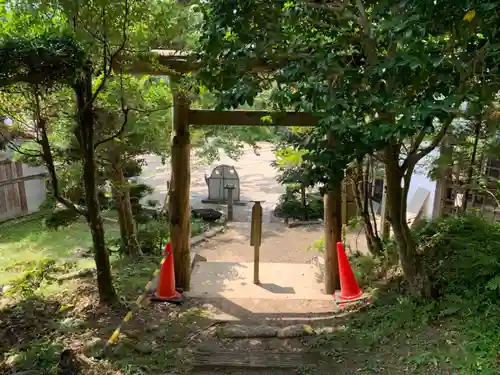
[187,319,340,374]
[194,222,324,264]
[194,221,370,264]
[185,303,365,374]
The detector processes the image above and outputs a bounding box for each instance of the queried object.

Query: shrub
[137,219,169,254]
[43,209,80,230]
[418,214,500,302]
[129,183,154,223]
[273,188,323,221]
[134,216,210,255]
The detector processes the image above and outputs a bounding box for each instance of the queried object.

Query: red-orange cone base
[337,242,362,301]
[153,242,182,303]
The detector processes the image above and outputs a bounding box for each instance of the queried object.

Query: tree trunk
[323,181,341,294]
[380,175,391,240]
[74,72,117,304]
[432,138,452,217]
[170,86,191,291]
[462,119,481,212]
[113,185,128,243]
[34,93,81,214]
[384,145,430,298]
[300,185,308,221]
[112,162,142,257]
[352,159,382,256]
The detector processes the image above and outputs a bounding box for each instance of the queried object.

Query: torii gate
[120,50,342,294]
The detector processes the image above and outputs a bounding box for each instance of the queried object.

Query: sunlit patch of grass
[0,214,119,285]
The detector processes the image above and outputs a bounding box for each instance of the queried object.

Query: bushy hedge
[273,189,323,221]
[417,215,500,302]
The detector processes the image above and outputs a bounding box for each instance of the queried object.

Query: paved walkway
[194,222,324,263]
[139,142,371,257]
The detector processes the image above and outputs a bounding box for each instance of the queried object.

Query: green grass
[0,213,119,285]
[0,214,208,375]
[0,211,213,286]
[313,288,500,374]
[0,255,205,375]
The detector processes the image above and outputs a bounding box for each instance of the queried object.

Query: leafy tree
[95,75,172,257]
[196,0,500,296]
[0,0,190,303]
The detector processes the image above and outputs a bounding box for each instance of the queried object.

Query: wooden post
[250,201,263,284]
[170,84,191,291]
[323,183,341,295]
[225,184,235,221]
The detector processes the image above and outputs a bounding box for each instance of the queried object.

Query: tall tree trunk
[74,71,117,304]
[433,139,452,217]
[34,90,82,213]
[462,118,481,212]
[113,185,128,242]
[380,175,391,241]
[112,161,142,257]
[384,145,430,298]
[323,181,341,294]
[352,158,382,256]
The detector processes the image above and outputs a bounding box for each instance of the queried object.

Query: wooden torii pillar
[170,106,341,294]
[169,83,192,291]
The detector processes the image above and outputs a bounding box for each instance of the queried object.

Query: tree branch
[128,105,172,114]
[355,0,377,64]
[94,71,129,149]
[0,128,42,158]
[85,0,130,111]
[306,1,349,12]
[402,116,454,172]
[0,107,35,132]
[94,109,129,150]
[31,88,86,216]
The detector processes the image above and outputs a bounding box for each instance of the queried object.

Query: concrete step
[187,261,331,301]
[195,297,341,322]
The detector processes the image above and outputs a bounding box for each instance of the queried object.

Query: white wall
[406,149,439,219]
[22,164,47,214]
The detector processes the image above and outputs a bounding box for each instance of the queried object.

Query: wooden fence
[0,160,46,222]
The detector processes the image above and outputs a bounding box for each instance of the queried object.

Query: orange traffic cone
[337,242,362,301]
[151,242,183,304]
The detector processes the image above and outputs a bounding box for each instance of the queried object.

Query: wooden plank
[4,162,20,211]
[192,349,325,369]
[188,109,319,127]
[15,162,28,213]
[0,165,7,214]
[170,84,192,291]
[0,173,46,187]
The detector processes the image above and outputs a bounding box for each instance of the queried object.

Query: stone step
[217,323,315,339]
[191,349,325,369]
